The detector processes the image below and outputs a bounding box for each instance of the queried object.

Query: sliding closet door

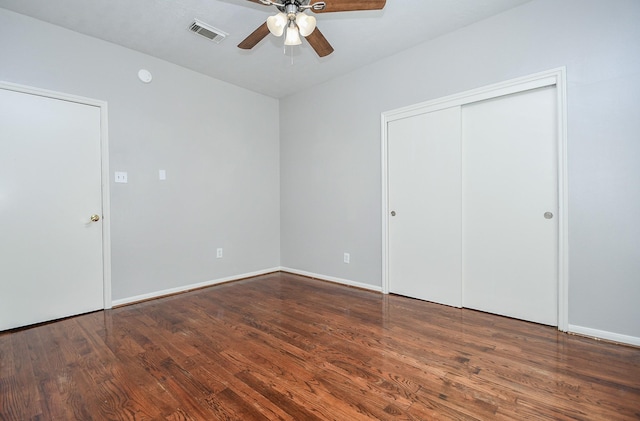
[461,86,558,326]
[388,107,462,307]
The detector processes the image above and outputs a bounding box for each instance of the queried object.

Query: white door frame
[1,81,112,310]
[381,68,568,331]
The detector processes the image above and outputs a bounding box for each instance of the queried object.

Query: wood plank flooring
[1,272,639,420]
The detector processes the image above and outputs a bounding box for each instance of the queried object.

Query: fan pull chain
[283,45,295,65]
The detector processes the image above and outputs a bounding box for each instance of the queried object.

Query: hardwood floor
[1,272,639,420]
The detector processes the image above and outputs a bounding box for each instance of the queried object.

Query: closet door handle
[390,211,396,217]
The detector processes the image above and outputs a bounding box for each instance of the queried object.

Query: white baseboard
[279,267,382,293]
[568,324,640,347]
[111,267,281,307]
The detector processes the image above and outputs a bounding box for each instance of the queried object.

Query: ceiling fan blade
[238,22,270,50]
[315,0,386,13]
[306,27,334,57]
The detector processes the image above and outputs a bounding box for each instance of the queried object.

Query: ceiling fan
[238,0,387,57]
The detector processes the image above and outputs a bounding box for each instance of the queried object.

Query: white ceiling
[0,0,532,98]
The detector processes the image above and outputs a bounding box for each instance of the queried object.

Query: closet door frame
[381,67,568,332]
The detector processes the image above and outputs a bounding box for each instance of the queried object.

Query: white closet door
[388,107,462,307]
[462,86,558,326]
[0,88,104,331]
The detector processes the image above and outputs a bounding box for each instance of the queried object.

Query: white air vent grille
[188,19,228,43]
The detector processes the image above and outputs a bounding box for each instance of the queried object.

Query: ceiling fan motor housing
[265,0,326,13]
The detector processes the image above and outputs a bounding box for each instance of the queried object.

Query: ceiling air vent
[188,19,228,44]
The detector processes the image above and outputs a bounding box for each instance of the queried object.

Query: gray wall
[280,0,640,338]
[0,9,281,301]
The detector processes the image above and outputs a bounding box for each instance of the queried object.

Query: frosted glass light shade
[267,12,287,37]
[295,12,316,37]
[284,24,302,45]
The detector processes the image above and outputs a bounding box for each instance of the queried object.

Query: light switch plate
[115,172,128,183]
[159,170,166,181]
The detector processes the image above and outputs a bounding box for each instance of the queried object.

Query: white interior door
[461,86,558,326]
[0,87,104,331]
[388,107,462,307]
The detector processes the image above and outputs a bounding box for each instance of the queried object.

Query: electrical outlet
[344,252,350,264]
[216,248,223,258]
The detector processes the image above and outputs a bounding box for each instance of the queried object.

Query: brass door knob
[90,214,100,222]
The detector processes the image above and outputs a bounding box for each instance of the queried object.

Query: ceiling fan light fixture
[284,23,302,46]
[266,12,287,36]
[295,12,316,37]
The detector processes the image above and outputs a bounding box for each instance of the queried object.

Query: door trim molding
[1,81,112,310]
[380,68,568,331]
